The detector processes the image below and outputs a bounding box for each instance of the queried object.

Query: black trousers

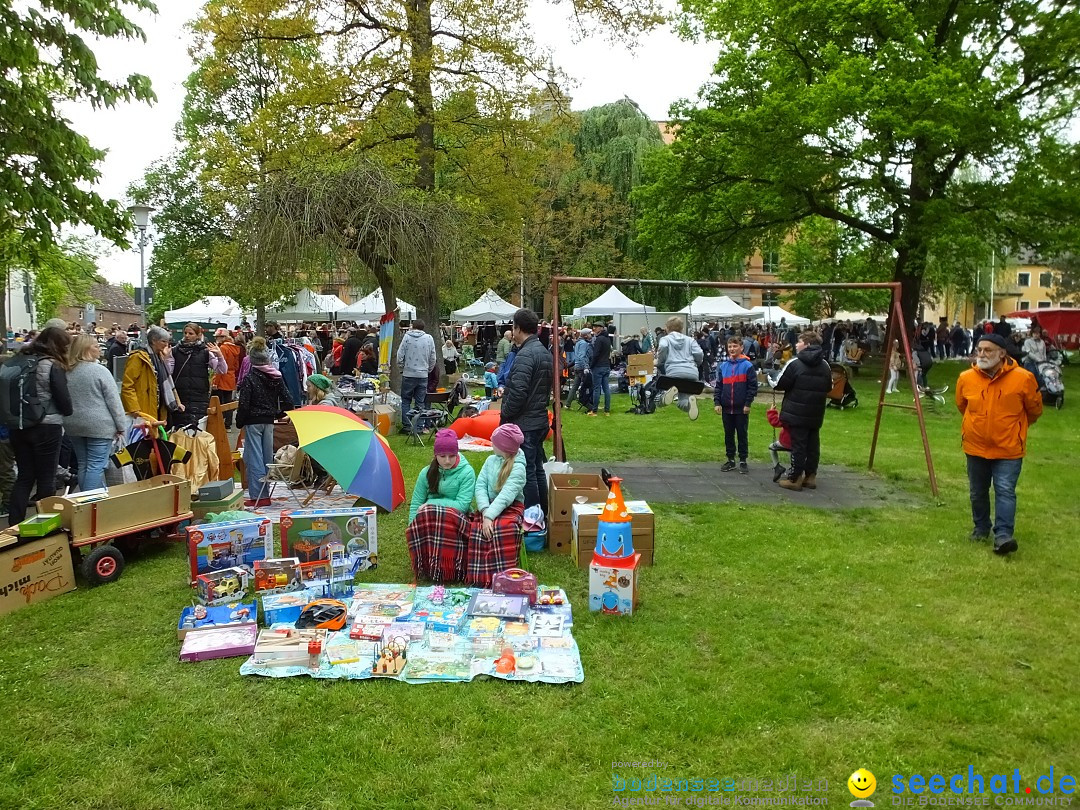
[721,411,749,461]
[9,424,64,523]
[520,426,549,515]
[788,425,821,478]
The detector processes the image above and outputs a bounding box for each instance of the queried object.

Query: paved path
[570,462,923,510]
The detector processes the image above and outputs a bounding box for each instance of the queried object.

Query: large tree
[0,0,156,336]
[636,0,1080,321]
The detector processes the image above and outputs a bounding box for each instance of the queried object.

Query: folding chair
[426,390,452,426]
[404,410,445,446]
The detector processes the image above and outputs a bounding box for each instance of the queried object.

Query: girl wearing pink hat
[405,429,477,583]
[463,423,527,586]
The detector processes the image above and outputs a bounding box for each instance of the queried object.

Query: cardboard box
[0,533,76,617]
[548,474,607,524]
[261,589,314,626]
[549,523,572,555]
[191,489,244,521]
[571,500,654,567]
[186,517,273,584]
[177,601,256,639]
[626,352,654,377]
[589,553,640,615]
[195,567,251,606]
[179,624,258,662]
[280,507,378,574]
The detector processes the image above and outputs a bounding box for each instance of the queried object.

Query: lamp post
[127,204,155,330]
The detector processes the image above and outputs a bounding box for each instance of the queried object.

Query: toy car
[214,575,242,598]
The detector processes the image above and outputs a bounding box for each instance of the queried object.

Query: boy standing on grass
[714,337,758,473]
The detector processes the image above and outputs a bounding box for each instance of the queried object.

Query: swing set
[549,275,940,496]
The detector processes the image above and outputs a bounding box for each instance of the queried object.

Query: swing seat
[655,375,705,396]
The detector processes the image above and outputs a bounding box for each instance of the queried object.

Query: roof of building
[85,281,141,315]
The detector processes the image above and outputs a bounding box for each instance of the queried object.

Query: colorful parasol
[287,405,406,512]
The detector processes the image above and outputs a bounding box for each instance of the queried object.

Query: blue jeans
[400,376,428,430]
[966,455,1023,540]
[520,426,549,515]
[69,435,113,492]
[244,422,275,500]
[591,367,611,413]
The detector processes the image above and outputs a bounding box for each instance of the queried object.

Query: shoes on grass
[688,397,698,420]
[738,462,749,475]
[662,386,678,406]
[721,460,737,472]
[993,537,1018,555]
[969,531,990,543]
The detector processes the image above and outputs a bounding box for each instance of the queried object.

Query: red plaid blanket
[463,502,524,588]
[406,505,469,583]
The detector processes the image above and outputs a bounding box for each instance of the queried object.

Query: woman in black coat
[170,323,226,428]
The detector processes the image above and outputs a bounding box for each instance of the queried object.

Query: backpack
[0,353,45,429]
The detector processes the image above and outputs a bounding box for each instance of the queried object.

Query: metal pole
[138,229,146,329]
[551,284,564,462]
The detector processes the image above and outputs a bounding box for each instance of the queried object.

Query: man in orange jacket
[955,333,1042,555]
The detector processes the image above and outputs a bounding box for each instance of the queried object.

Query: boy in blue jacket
[713,337,759,473]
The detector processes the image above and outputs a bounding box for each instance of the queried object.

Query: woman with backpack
[6,327,73,523]
[63,335,127,492]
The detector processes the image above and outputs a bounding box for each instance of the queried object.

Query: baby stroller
[827,364,859,409]
[1040,349,1065,409]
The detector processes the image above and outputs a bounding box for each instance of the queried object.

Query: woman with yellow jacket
[121,325,181,425]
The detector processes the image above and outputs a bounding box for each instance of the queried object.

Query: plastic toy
[537,589,565,606]
[186,516,272,584]
[494,647,516,674]
[593,475,634,560]
[296,599,349,631]
[195,566,251,606]
[253,557,302,595]
[279,508,378,574]
[491,568,538,605]
[177,601,257,639]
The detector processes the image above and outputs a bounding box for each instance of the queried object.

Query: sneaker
[738,462,749,475]
[688,397,698,420]
[662,386,678,406]
[993,537,1018,555]
[586,411,597,417]
[772,463,786,483]
[968,531,990,543]
[721,460,737,472]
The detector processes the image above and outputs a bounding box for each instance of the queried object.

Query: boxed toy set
[177,601,256,639]
[186,517,272,583]
[279,507,378,574]
[588,553,640,616]
[253,557,303,595]
[180,624,258,662]
[261,589,315,626]
[195,567,251,606]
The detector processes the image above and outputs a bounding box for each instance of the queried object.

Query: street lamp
[128,204,154,329]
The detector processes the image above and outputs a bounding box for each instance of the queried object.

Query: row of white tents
[164,285,877,328]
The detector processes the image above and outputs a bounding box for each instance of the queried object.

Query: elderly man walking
[955,333,1042,555]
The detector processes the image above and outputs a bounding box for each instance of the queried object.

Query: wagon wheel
[81,545,126,586]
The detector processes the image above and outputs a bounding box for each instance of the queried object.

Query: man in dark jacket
[587,325,613,415]
[773,331,832,491]
[339,329,364,376]
[500,308,553,517]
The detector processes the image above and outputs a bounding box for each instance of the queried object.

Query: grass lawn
[1,360,1078,810]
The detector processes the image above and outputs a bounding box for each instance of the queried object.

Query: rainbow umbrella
[287,405,406,512]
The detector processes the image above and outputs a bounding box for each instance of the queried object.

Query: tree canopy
[636,0,1080,322]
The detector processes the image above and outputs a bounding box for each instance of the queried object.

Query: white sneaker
[688,396,699,420]
[662,386,678,406]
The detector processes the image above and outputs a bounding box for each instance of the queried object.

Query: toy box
[253,557,303,595]
[571,500,654,567]
[196,567,251,606]
[253,627,326,667]
[589,552,640,616]
[261,588,314,625]
[186,517,272,583]
[0,531,76,617]
[179,624,258,662]
[177,601,256,639]
[279,507,378,575]
[548,474,606,525]
[492,568,538,605]
[17,512,63,538]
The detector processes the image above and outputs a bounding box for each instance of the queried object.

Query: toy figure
[494,647,516,674]
[600,592,620,614]
[593,475,634,560]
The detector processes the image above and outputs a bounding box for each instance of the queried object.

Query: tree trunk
[893,245,926,337]
[358,245,401,394]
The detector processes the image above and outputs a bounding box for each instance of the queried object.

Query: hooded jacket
[657,332,704,380]
[774,344,832,428]
[714,354,759,412]
[236,367,295,428]
[408,456,477,522]
[396,328,437,379]
[955,357,1042,459]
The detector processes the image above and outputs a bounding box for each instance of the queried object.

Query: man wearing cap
[500,308,553,518]
[211,328,244,428]
[955,332,1042,555]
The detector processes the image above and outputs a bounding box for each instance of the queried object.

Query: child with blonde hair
[464,423,527,586]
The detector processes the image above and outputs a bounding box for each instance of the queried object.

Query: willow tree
[235,157,465,389]
[637,0,1080,321]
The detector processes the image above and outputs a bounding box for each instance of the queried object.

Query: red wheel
[81,545,125,585]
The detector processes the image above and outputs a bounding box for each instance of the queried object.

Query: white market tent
[831,310,888,323]
[451,288,520,322]
[164,296,250,329]
[572,285,655,317]
[267,288,347,321]
[678,295,753,318]
[339,289,416,320]
[748,304,810,326]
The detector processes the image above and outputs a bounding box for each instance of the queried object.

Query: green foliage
[0,0,156,254]
[31,236,102,324]
[637,0,1080,321]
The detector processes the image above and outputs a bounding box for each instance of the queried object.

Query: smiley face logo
[848,769,876,799]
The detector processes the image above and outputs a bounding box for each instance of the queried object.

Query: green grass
[1,360,1078,810]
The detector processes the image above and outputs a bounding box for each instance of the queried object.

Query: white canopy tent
[572,285,655,317]
[164,296,250,329]
[339,289,416,320]
[451,288,520,322]
[267,288,347,321]
[678,295,753,318]
[748,305,810,326]
[831,310,888,323]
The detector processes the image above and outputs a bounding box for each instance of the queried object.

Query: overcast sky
[66,3,719,288]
